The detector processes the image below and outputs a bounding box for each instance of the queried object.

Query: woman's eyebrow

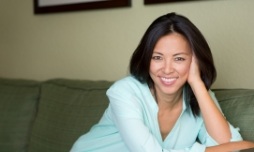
[173,52,191,56]
[152,52,163,55]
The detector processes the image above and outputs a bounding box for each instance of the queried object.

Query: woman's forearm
[190,80,231,143]
[205,141,254,152]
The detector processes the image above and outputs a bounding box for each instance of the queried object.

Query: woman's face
[149,33,192,96]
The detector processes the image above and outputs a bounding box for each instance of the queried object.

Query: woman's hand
[187,55,202,86]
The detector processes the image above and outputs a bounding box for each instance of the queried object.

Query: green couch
[0,77,253,152]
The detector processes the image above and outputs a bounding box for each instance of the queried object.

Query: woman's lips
[160,77,178,85]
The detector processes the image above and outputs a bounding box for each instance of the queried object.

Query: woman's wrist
[188,79,206,94]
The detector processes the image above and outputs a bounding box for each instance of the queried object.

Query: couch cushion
[28,79,113,152]
[0,78,40,152]
[214,89,254,141]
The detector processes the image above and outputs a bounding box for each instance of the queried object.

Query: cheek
[178,63,191,76]
[149,62,161,73]
[149,62,154,74]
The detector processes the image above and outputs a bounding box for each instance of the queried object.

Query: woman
[71,12,254,152]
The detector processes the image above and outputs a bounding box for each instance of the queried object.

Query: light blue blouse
[71,76,242,152]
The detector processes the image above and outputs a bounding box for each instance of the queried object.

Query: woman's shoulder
[107,75,147,95]
[110,75,143,89]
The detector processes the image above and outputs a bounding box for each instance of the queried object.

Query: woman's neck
[151,87,183,111]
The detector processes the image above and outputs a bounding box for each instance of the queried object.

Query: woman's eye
[175,57,185,61]
[152,56,162,60]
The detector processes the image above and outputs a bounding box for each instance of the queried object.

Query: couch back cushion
[0,78,40,152]
[214,89,254,141]
[28,79,113,152]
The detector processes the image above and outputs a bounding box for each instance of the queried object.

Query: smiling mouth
[160,77,178,85]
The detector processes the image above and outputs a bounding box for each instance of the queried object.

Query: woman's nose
[163,60,174,74]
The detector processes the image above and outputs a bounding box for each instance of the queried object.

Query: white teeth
[161,77,176,83]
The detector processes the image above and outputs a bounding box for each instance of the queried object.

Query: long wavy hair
[129,12,216,116]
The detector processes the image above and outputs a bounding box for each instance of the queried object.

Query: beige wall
[0,0,254,89]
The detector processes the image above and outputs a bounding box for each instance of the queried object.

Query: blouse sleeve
[107,80,206,152]
[197,90,243,146]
